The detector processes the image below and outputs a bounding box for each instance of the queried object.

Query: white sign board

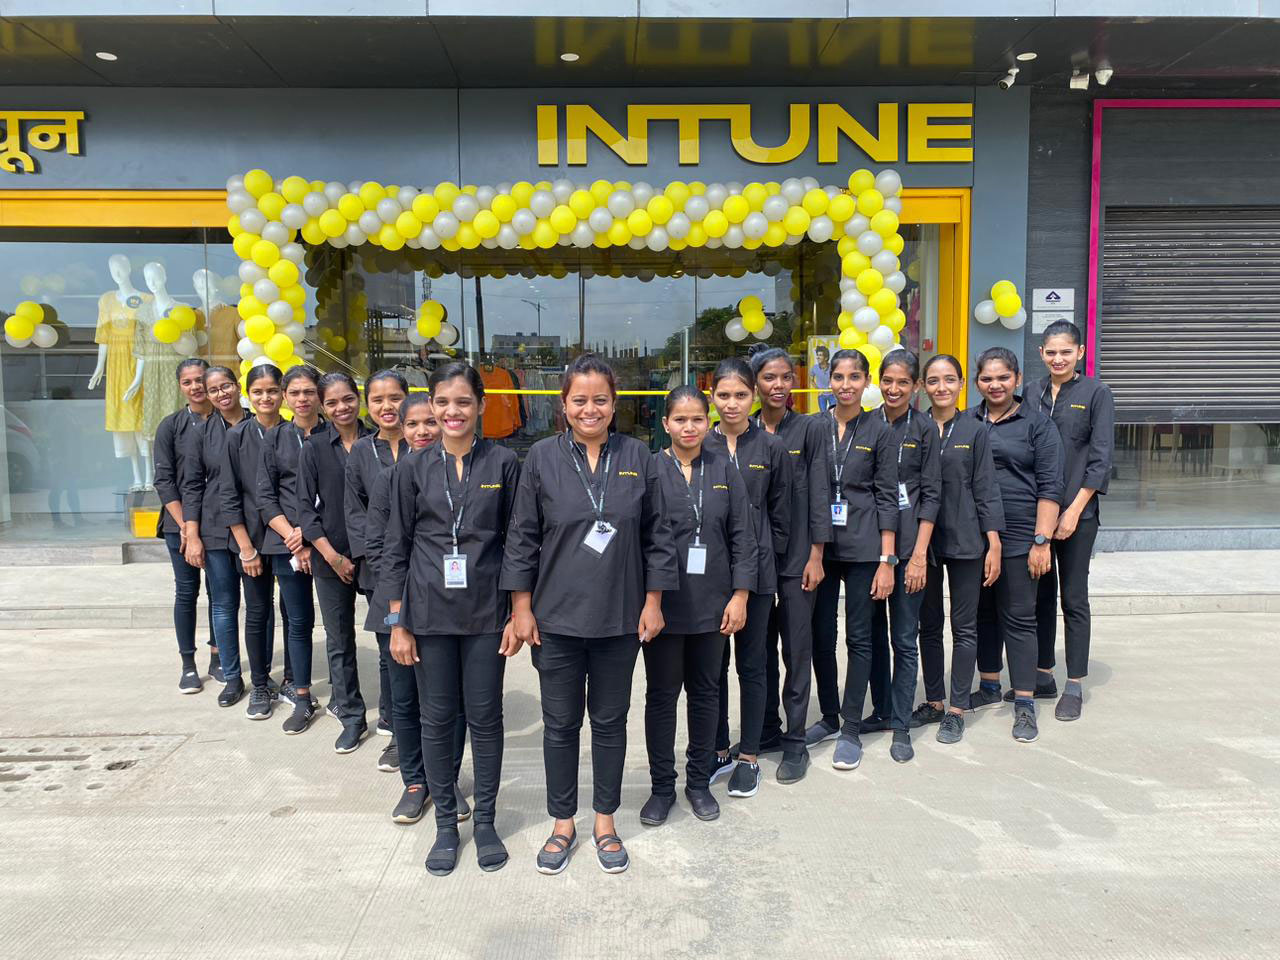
[1032,288,1074,311]
[1032,310,1074,333]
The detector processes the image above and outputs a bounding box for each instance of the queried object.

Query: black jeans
[376,633,426,788]
[532,633,639,819]
[416,634,486,825]
[314,574,365,726]
[715,591,774,756]
[876,565,924,732]
[239,562,276,689]
[812,559,877,736]
[761,576,816,755]
[869,600,892,718]
[163,531,214,657]
[977,553,1040,693]
[1035,513,1098,679]
[918,556,983,709]
[644,631,726,794]
[273,555,314,690]
[204,548,242,681]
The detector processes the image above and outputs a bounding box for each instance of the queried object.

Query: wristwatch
[383,611,401,627]
[878,554,899,566]
[1033,534,1049,546]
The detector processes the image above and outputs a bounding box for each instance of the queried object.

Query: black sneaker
[217,678,245,708]
[376,718,393,737]
[970,686,1004,709]
[936,712,965,745]
[684,787,720,821]
[266,678,281,702]
[803,718,840,747]
[859,713,890,734]
[208,653,224,684]
[335,723,366,754]
[178,670,203,695]
[246,685,273,720]
[776,751,810,785]
[377,739,400,772]
[909,703,944,728]
[727,761,761,798]
[392,784,429,824]
[454,786,472,823]
[729,732,783,759]
[639,792,676,826]
[889,731,914,763]
[1055,692,1083,722]
[282,699,314,735]
[1012,703,1039,743]
[278,680,298,706]
[1003,676,1059,701]
[709,752,734,784]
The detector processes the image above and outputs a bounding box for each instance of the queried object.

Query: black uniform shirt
[1025,373,1115,522]
[501,432,679,638]
[219,417,273,551]
[257,419,324,556]
[819,410,899,563]
[654,447,758,635]
[180,412,241,551]
[384,439,520,636]
[883,409,942,560]
[153,406,205,537]
[972,399,1065,557]
[756,410,832,578]
[703,422,791,595]
[345,434,410,591]
[297,421,370,578]
[926,409,1005,561]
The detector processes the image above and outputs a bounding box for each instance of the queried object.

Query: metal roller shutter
[1099,205,1280,423]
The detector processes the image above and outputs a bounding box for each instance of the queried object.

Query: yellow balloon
[265,332,294,363]
[870,210,900,237]
[869,288,899,316]
[238,283,252,301]
[300,221,325,246]
[838,327,866,350]
[665,181,690,211]
[232,232,259,260]
[152,317,180,344]
[330,335,347,353]
[783,207,811,236]
[282,284,306,307]
[847,169,875,194]
[837,311,853,331]
[703,210,728,238]
[627,208,653,237]
[723,195,750,223]
[169,305,197,331]
[15,300,43,323]
[243,169,273,198]
[581,179,606,205]
[607,219,632,246]
[392,211,419,238]
[461,184,478,196]
[420,300,445,322]
[856,268,884,296]
[270,261,299,291]
[434,181,461,209]
[227,215,243,238]
[689,181,706,196]
[995,293,1022,317]
[836,236,857,258]
[827,194,855,222]
[533,220,558,248]
[337,193,363,221]
[884,232,905,255]
[906,259,922,282]
[318,210,346,238]
[990,280,1017,301]
[742,237,763,250]
[686,223,707,248]
[856,189,884,217]
[842,251,871,278]
[763,223,787,247]
[292,307,305,324]
[251,240,281,269]
[856,342,882,372]
[4,316,34,340]
[802,188,829,217]
[742,183,768,211]
[885,308,907,333]
[237,295,265,320]
[488,194,516,222]
[668,237,687,251]
[549,205,577,235]
[240,358,254,377]
[417,314,442,338]
[258,192,286,220]
[245,314,275,343]
[474,210,501,239]
[405,194,434,223]
[647,195,674,225]
[455,224,479,250]
[280,176,309,204]
[568,190,595,219]
[741,311,766,334]
[353,182,380,210]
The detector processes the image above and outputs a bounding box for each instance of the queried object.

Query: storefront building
[1,9,1277,552]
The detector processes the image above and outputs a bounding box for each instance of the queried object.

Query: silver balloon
[857,230,883,256]
[606,190,635,219]
[779,178,805,205]
[871,250,900,274]
[999,307,1028,330]
[238,261,267,284]
[723,225,745,249]
[496,225,519,250]
[173,332,198,356]
[551,179,574,204]
[683,196,709,222]
[883,196,903,215]
[324,182,347,204]
[280,203,308,229]
[31,323,58,348]
[869,325,896,351]
[529,190,556,218]
[436,321,459,346]
[406,327,428,347]
[704,183,728,210]
[226,174,245,192]
[571,223,595,248]
[281,242,306,263]
[431,212,458,239]
[742,212,768,239]
[226,190,254,214]
[824,184,840,197]
[840,289,868,312]
[666,212,691,240]
[628,234,648,250]
[302,192,330,218]
[282,321,306,341]
[807,215,834,243]
[418,226,442,250]
[237,337,257,360]
[755,319,774,340]
[195,330,209,347]
[346,180,363,194]
[862,385,884,408]
[236,320,247,338]
[724,317,749,342]
[874,169,903,197]
[784,233,803,246]
[587,207,613,234]
[451,194,479,222]
[844,213,871,237]
[645,226,669,252]
[377,197,403,224]
[800,176,820,192]
[884,271,907,294]
[238,208,267,235]
[853,306,881,333]
[511,209,537,236]
[398,186,420,209]
[358,210,382,236]
[762,195,789,222]
[344,224,367,246]
[267,300,293,325]
[253,278,281,303]
[329,235,350,249]
[4,332,31,348]
[261,221,290,245]
[631,181,654,207]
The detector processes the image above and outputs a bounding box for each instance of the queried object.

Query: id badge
[443,552,468,589]
[582,521,616,556]
[898,483,911,510]
[686,544,708,575]
[830,500,848,527]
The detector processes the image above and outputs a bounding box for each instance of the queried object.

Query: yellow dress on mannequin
[95,290,144,433]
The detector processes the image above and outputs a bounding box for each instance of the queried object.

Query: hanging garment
[96,290,145,433]
[480,365,519,439]
[135,302,185,440]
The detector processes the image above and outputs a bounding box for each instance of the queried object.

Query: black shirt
[344,434,410,592]
[361,464,400,632]
[153,406,206,537]
[703,422,792,595]
[1025,373,1115,523]
[501,432,679,638]
[180,412,242,551]
[257,419,324,556]
[972,399,1065,556]
[298,421,370,578]
[219,417,275,552]
[818,410,899,563]
[883,409,942,560]
[926,409,1005,560]
[755,410,832,578]
[654,447,758,635]
[383,439,520,636]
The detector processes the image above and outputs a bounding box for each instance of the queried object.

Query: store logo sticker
[1032,288,1075,311]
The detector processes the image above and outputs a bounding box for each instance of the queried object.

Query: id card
[686,544,707,575]
[898,483,911,510]
[582,521,616,556]
[831,500,848,527]
[443,552,468,589]
[289,555,301,572]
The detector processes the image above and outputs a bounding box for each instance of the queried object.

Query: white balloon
[226,190,254,214]
[807,215,834,243]
[844,213,871,238]
[704,183,728,210]
[784,233,804,246]
[358,210,382,236]
[344,224,367,246]
[853,306,881,333]
[631,182,654,207]
[974,299,998,324]
[762,195,789,222]
[237,337,257,360]
[883,271,906,294]
[451,194,479,222]
[628,235,648,250]
[398,186,420,209]
[839,276,857,292]
[433,212,460,239]
[551,179,574,204]
[253,278,281,303]
[683,196,709,222]
[780,178,805,204]
[725,317,749,342]
[251,354,273,367]
[226,174,245,192]
[280,204,308,229]
[871,250,900,274]
[236,320,247,338]
[704,237,722,250]
[267,300,293,325]
[571,223,595,248]
[875,170,903,197]
[800,176,820,192]
[238,261,266,284]
[418,226,442,250]
[173,332,198,356]
[511,209,537,236]
[324,182,347,204]
[282,321,306,341]
[495,182,513,195]
[1000,307,1028,330]
[862,385,884,408]
[726,182,743,195]
[645,226,669,252]
[754,319,774,340]
[824,184,840,197]
[587,207,613,233]
[281,242,306,263]
[742,212,768,239]
[883,196,903,215]
[723,225,745,249]
[436,321,459,346]
[406,327,428,346]
[195,330,208,347]
[297,193,325,219]
[377,198,403,224]
[496,225,519,250]
[666,213,691,240]
[857,230,884,256]
[606,190,635,219]
[261,221,289,245]
[238,208,267,235]
[841,289,868,312]
[529,190,555,218]
[31,323,57,348]
[869,325,896,351]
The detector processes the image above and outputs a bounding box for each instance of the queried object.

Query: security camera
[998,67,1019,90]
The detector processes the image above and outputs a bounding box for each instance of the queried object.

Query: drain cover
[0,735,185,802]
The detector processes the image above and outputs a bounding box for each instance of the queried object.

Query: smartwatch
[1033,534,1049,546]
[383,610,401,627]
[878,554,899,566]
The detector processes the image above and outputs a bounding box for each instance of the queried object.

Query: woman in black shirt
[503,354,677,876]
[641,386,756,828]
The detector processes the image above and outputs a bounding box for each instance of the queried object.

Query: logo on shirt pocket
[617,470,639,478]
[748,463,767,470]
[1070,403,1087,410]
[712,483,729,490]
[479,483,502,490]
[855,445,873,453]
[952,444,971,450]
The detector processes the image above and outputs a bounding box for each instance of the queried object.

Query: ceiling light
[559,52,579,62]
[95,51,118,61]
[1069,69,1090,91]
[1095,66,1113,86]
[1015,51,1037,62]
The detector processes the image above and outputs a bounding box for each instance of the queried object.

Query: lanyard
[830,412,861,494]
[883,407,912,466]
[715,423,745,469]
[938,416,959,454]
[441,441,475,551]
[664,450,705,544]
[371,436,401,466]
[564,432,611,532]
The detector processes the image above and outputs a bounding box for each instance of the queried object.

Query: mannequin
[193,268,238,368]
[88,254,149,491]
[123,262,184,468]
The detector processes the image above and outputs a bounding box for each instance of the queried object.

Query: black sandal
[535,828,577,875]
[425,827,460,877]
[474,822,509,873]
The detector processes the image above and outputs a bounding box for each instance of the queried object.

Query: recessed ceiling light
[560,52,579,62]
[1016,51,1037,61]
[95,51,118,61]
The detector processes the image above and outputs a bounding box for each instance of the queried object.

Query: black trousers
[812,559,877,736]
[869,600,892,717]
[977,553,1039,693]
[416,633,497,827]
[882,565,924,733]
[240,563,276,690]
[761,576,817,755]
[532,633,640,819]
[715,591,774,755]
[644,631,726,794]
[376,633,427,787]
[314,574,365,726]
[1035,513,1098,679]
[918,556,983,709]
